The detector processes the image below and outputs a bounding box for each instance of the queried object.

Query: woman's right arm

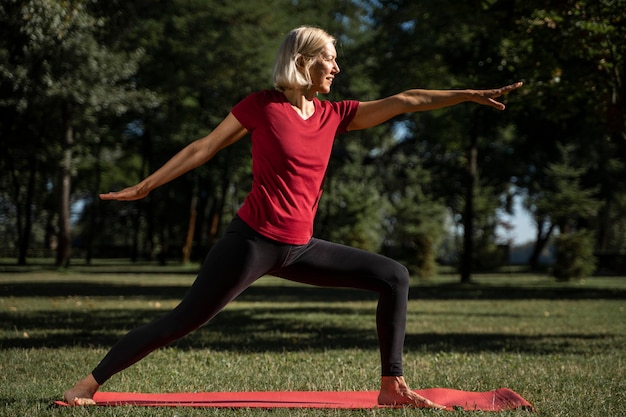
[100,112,248,201]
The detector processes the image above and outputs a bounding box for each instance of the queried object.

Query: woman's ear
[295,54,305,69]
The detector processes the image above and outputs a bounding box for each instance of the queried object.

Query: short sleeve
[335,100,360,134]
[231,91,265,132]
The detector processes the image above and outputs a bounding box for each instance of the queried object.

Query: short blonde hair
[273,26,336,92]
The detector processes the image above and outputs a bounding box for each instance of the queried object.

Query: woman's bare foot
[63,374,100,406]
[378,376,446,409]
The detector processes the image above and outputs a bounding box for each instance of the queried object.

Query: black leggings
[92,216,409,384]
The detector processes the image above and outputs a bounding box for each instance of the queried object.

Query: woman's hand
[469,82,523,110]
[100,184,150,201]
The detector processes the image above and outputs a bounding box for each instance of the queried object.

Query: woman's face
[307,42,340,95]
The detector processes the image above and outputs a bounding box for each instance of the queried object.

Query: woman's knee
[379,258,410,293]
[394,262,410,291]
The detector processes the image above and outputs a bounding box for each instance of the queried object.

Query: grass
[0,264,624,417]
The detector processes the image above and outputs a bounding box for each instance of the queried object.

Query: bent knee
[379,260,410,293]
[393,263,410,290]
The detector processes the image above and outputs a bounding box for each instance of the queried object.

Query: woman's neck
[283,89,316,120]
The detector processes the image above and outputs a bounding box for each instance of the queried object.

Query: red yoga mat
[55,388,533,411]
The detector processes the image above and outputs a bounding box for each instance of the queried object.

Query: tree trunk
[85,139,102,265]
[528,219,554,269]
[17,156,37,265]
[460,137,477,284]
[131,202,141,262]
[11,155,37,266]
[182,184,198,264]
[206,151,233,250]
[56,103,73,268]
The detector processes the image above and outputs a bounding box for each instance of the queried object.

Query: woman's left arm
[347,82,523,131]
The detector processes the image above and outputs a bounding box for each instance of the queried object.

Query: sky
[497,196,536,245]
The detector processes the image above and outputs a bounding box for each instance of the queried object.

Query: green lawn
[1,267,624,416]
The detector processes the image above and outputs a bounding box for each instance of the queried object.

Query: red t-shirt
[231,89,359,244]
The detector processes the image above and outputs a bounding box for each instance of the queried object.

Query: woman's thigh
[172,218,286,322]
[272,238,409,293]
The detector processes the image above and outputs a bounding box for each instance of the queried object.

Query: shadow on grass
[2,303,621,356]
[2,280,625,301]
[2,278,624,356]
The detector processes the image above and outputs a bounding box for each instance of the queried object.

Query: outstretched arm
[100,112,248,201]
[347,82,523,131]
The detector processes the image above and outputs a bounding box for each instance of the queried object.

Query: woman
[64,26,522,408]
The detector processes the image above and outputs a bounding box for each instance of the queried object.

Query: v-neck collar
[281,91,317,121]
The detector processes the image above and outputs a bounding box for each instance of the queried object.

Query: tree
[0,0,157,265]
[535,145,600,235]
[376,148,446,277]
[502,0,626,268]
[363,0,522,281]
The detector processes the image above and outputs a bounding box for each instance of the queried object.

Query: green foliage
[533,144,601,234]
[552,230,597,281]
[0,0,158,263]
[377,150,446,277]
[363,1,528,279]
[1,0,157,119]
[601,192,626,253]
[504,0,626,264]
[1,0,624,278]
[316,166,388,253]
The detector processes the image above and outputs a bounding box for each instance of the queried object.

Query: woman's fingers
[99,186,146,201]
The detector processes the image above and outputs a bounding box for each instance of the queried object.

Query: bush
[552,230,596,281]
[473,242,509,272]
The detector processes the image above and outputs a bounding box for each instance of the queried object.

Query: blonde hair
[272,26,336,92]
